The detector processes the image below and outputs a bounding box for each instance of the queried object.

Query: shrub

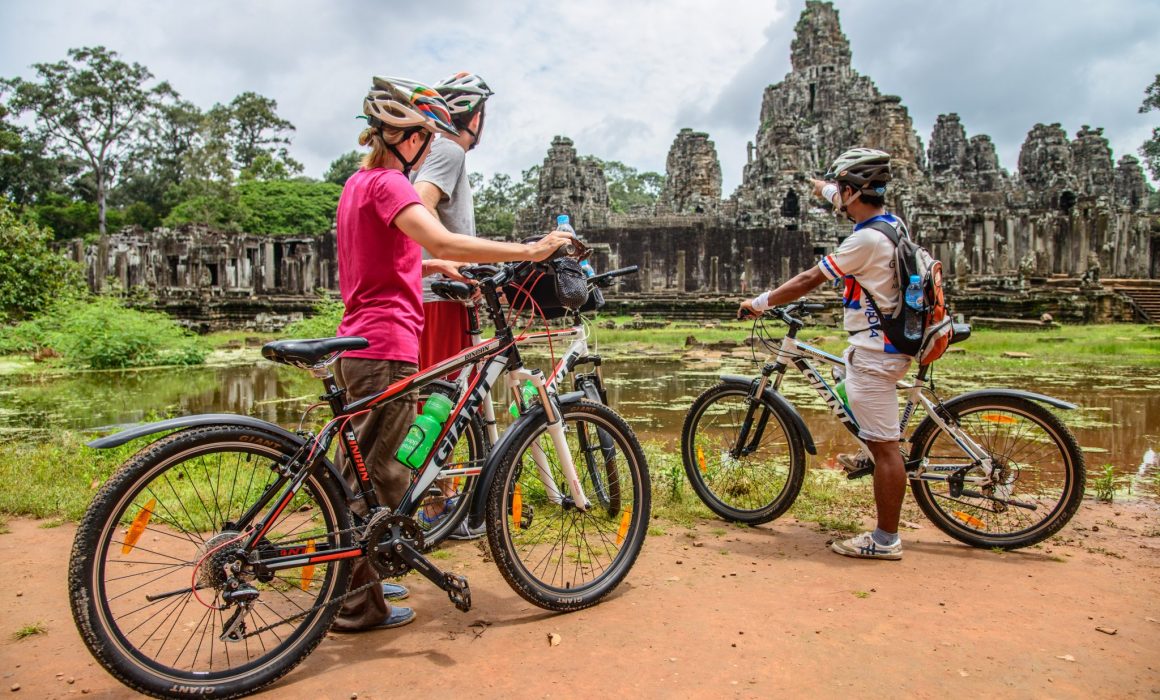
[0,296,206,369]
[282,294,345,338]
[0,202,86,322]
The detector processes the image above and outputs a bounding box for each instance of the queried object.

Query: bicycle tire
[908,393,1085,550]
[680,382,806,524]
[485,400,650,611]
[575,376,619,513]
[70,425,353,699]
[412,384,490,548]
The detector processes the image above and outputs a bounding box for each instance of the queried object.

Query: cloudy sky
[2,0,1157,194]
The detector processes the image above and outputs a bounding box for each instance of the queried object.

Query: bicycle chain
[238,522,378,640]
[240,578,381,639]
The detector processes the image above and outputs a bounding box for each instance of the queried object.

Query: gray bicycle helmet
[825,147,891,192]
[434,72,494,118]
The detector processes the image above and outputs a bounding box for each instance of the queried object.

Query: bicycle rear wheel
[680,382,806,524]
[485,400,650,611]
[908,393,1085,549]
[70,425,353,699]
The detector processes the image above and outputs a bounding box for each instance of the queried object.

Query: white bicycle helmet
[363,76,459,136]
[825,147,892,192]
[434,72,494,117]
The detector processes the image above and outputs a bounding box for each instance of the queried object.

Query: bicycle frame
[239,285,596,579]
[748,323,1001,492]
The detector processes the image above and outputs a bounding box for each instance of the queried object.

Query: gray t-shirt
[412,136,476,302]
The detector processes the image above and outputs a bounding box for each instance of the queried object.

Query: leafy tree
[220,92,301,176]
[114,98,203,222]
[324,150,363,186]
[164,179,340,235]
[472,167,539,238]
[1139,73,1160,181]
[3,46,175,235]
[583,157,664,213]
[0,203,85,323]
[236,179,341,235]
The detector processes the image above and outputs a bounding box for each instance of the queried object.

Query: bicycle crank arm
[389,539,473,612]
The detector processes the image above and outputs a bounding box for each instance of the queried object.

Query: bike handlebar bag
[504,236,591,319]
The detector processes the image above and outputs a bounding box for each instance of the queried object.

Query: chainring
[366,515,426,579]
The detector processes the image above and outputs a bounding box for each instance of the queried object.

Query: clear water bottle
[396,392,453,469]
[556,214,576,236]
[903,274,923,341]
[580,259,595,277]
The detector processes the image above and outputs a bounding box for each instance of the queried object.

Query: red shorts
[419,301,472,370]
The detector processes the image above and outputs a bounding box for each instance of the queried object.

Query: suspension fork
[512,367,588,510]
[731,364,780,458]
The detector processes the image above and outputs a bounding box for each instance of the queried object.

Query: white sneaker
[830,531,902,560]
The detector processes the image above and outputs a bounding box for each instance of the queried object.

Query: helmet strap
[462,109,485,151]
[389,130,432,176]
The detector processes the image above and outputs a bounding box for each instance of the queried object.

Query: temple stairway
[1114,285,1160,323]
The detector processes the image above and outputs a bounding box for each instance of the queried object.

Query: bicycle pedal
[443,573,472,612]
[844,465,874,481]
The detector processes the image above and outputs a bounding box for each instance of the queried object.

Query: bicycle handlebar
[588,265,639,288]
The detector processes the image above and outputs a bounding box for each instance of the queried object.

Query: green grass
[12,622,46,640]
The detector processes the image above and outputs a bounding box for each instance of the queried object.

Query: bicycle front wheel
[908,393,1085,549]
[485,400,650,611]
[680,382,806,524]
[70,425,353,699]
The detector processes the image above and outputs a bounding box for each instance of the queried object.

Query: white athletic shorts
[843,345,912,443]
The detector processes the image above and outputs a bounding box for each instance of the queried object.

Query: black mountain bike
[69,257,651,699]
[680,302,1085,550]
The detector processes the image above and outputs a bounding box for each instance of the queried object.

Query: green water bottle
[396,392,453,469]
[508,380,538,418]
[834,379,850,413]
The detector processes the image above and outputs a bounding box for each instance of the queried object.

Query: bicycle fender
[945,388,1077,411]
[465,391,587,529]
[719,375,818,455]
[86,414,354,500]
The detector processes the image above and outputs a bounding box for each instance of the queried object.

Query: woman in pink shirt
[330,76,571,632]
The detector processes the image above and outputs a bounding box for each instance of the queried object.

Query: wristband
[821,183,839,207]
[750,291,772,312]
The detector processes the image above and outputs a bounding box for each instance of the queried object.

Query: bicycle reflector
[980,413,1018,424]
[512,483,523,532]
[300,539,316,592]
[616,507,633,546]
[697,446,707,473]
[952,511,985,528]
[121,498,156,554]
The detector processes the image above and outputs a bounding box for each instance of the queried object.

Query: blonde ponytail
[358,124,408,170]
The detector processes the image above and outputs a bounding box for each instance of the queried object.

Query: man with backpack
[738,147,917,560]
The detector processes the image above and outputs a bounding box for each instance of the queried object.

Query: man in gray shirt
[412,72,494,540]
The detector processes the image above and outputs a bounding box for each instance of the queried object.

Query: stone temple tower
[657,129,722,215]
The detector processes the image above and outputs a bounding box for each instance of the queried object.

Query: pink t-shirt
[335,168,424,363]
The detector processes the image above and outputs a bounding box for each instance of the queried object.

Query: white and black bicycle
[414,263,638,547]
[680,302,1085,550]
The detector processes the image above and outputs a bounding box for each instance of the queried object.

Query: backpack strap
[864,219,904,246]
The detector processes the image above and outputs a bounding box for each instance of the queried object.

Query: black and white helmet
[434,72,494,117]
[825,148,891,192]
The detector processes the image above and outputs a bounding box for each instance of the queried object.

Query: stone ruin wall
[70,226,338,331]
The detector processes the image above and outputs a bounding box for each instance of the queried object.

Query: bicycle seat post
[311,355,347,415]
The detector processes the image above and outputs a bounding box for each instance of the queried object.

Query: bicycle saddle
[261,337,369,367]
[432,279,474,301]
